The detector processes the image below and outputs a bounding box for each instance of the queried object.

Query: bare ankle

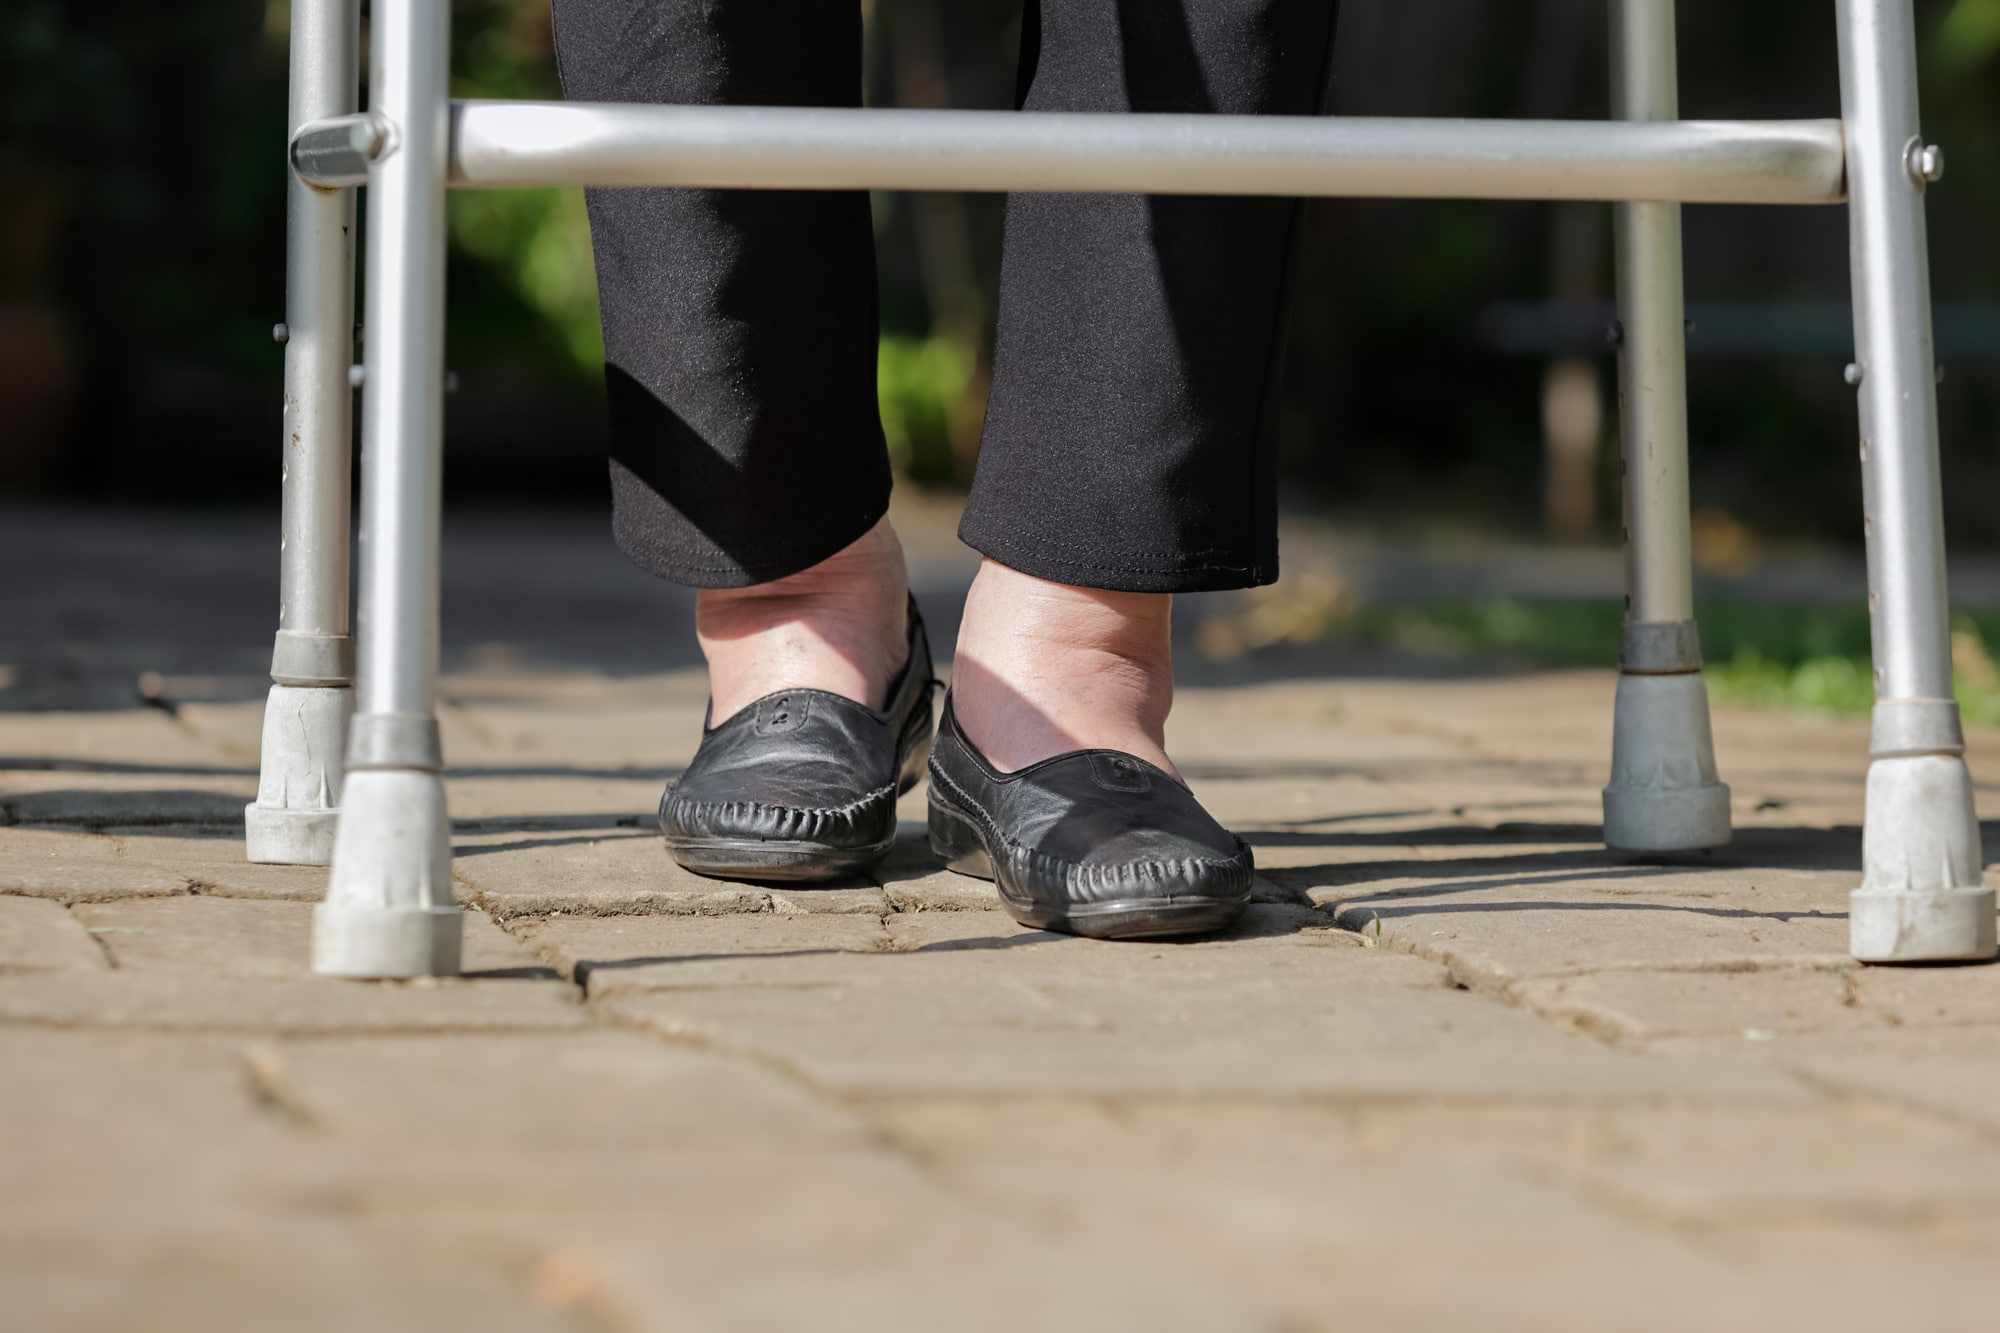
[950,560,1177,776]
[698,519,910,719]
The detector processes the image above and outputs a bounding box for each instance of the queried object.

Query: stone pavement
[6,498,2000,1331]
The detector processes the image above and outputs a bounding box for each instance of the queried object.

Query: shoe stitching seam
[665,786,895,820]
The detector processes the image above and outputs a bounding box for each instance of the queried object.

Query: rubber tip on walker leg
[247,682,352,865]
[1851,886,1997,963]
[245,803,341,866]
[1602,671,1732,852]
[1853,753,1995,963]
[312,904,463,978]
[315,767,459,978]
[1603,782,1733,852]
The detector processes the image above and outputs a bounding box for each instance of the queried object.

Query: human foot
[662,604,936,882]
[697,517,910,722]
[948,559,1179,778]
[927,698,1252,937]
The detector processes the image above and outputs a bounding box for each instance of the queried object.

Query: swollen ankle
[698,520,909,720]
[950,560,1178,777]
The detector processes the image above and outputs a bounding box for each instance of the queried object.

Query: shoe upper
[927,695,1254,907]
[660,604,934,851]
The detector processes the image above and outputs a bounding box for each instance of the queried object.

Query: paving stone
[1287,856,1854,990]
[0,1029,333,1217]
[0,1221,594,1333]
[1552,1105,2000,1226]
[452,826,784,917]
[1699,1025,2000,1138]
[516,911,890,988]
[0,767,257,818]
[1512,966,1885,1043]
[0,827,191,900]
[263,1031,867,1153]
[1852,959,2000,1028]
[360,1148,1265,1333]
[96,829,334,902]
[71,897,549,980]
[0,967,586,1033]
[1283,1100,2000,1230]
[1512,956,2000,1048]
[225,1031,1266,1332]
[875,1098,1996,1333]
[0,1027,595,1331]
[437,666,710,709]
[438,697,707,772]
[165,698,266,759]
[255,1007,1265,1332]
[444,776,664,824]
[0,897,107,973]
[0,708,243,769]
[580,911,1807,1101]
[768,885,891,916]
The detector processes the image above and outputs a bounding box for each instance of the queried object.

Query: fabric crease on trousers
[552,0,1341,594]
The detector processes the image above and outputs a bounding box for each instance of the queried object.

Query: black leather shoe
[660,602,935,882]
[926,693,1253,939]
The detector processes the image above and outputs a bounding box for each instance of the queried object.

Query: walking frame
[251,0,1996,975]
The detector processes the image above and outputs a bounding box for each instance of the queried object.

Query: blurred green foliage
[1312,595,2000,722]
[1939,0,2000,71]
[877,334,975,484]
[447,0,604,373]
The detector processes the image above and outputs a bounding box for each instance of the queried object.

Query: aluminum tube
[440,103,1846,205]
[279,0,357,637]
[1611,0,1695,626]
[1837,0,1954,703]
[355,0,449,719]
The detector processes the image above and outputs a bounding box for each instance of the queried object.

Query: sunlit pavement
[6,496,2000,1331]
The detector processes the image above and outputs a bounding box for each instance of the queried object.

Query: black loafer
[660,602,936,882]
[926,693,1253,939]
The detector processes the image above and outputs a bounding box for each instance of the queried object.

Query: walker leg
[1837,0,1994,962]
[313,0,461,978]
[248,0,360,866]
[1601,0,1731,852]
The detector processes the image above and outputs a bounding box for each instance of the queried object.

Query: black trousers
[551,0,1339,593]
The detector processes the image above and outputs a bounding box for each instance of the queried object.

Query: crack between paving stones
[486,901,1824,1166]
[1311,903,1873,1075]
[484,913,1693,1215]
[227,1031,637,1333]
[471,891,782,923]
[1504,1153,1793,1251]
[1783,1064,2000,1150]
[67,902,121,969]
[134,677,260,762]
[1,885,190,906]
[436,697,503,752]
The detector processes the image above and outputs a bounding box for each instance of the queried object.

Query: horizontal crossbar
[295,103,1848,205]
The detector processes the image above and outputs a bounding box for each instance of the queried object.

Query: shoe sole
[666,833,898,883]
[664,712,933,884]
[928,788,1243,941]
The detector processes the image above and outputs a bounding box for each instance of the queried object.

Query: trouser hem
[958,516,1278,594]
[612,488,892,590]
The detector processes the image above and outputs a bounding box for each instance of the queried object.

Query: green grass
[1312,596,2000,722]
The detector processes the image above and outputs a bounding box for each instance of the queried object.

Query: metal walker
[250,0,1995,975]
